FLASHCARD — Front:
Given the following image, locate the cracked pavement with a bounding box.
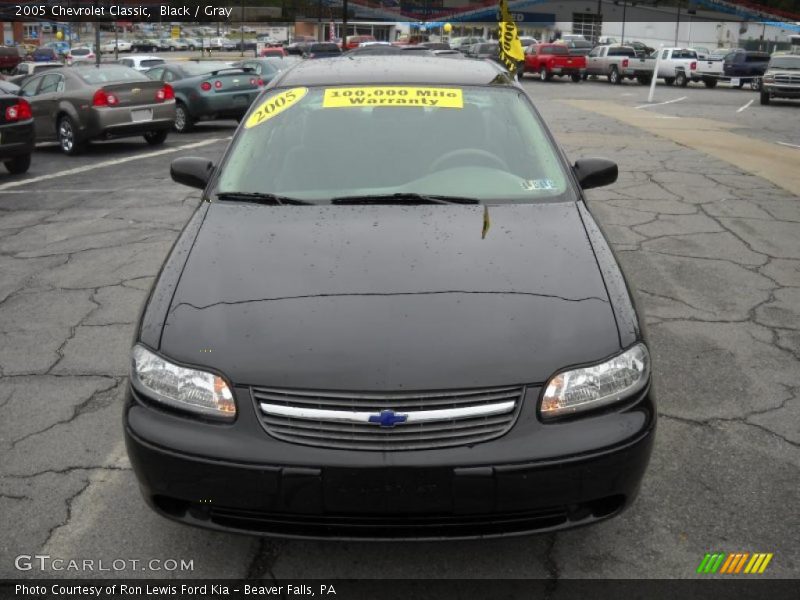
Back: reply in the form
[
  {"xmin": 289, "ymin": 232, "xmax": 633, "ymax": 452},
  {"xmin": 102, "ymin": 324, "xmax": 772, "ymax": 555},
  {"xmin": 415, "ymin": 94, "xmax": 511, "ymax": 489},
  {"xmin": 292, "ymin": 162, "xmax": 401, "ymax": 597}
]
[{"xmin": 0, "ymin": 81, "xmax": 797, "ymax": 582}]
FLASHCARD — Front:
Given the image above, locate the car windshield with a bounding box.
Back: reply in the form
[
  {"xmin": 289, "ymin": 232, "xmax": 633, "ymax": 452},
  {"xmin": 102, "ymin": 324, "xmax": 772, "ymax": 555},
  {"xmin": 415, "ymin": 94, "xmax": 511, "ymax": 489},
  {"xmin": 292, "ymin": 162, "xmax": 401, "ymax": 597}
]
[
  {"xmin": 76, "ymin": 66, "xmax": 147, "ymax": 84},
  {"xmin": 216, "ymin": 85, "xmax": 571, "ymax": 204},
  {"xmin": 140, "ymin": 59, "xmax": 164, "ymax": 68},
  {"xmin": 769, "ymin": 56, "xmax": 800, "ymax": 69},
  {"xmin": 72, "ymin": 48, "xmax": 91, "ymax": 56}
]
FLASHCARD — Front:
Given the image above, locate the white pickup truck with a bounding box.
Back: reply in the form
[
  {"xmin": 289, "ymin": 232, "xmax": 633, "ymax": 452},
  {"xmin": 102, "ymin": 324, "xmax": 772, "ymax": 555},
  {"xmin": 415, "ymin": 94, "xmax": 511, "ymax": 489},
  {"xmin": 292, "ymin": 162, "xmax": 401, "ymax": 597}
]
[{"xmin": 629, "ymin": 48, "xmax": 699, "ymax": 87}]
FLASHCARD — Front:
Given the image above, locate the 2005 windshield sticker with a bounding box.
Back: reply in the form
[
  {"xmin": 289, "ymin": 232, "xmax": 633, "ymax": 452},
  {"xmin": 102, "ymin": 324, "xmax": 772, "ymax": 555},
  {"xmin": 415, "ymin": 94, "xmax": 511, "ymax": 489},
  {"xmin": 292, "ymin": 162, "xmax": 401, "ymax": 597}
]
[
  {"xmin": 245, "ymin": 87, "xmax": 308, "ymax": 129},
  {"xmin": 323, "ymin": 87, "xmax": 464, "ymax": 108}
]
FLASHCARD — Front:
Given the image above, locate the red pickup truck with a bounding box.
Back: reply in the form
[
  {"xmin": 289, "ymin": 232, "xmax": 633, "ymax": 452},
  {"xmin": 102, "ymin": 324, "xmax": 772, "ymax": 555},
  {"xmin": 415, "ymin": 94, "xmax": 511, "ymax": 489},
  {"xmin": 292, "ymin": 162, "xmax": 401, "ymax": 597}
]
[{"xmin": 523, "ymin": 44, "xmax": 586, "ymax": 82}]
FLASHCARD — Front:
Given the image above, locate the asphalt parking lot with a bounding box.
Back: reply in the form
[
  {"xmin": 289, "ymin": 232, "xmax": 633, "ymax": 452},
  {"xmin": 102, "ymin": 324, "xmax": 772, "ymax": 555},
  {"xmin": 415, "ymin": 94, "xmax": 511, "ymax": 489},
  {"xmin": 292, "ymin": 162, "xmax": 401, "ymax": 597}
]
[{"xmin": 0, "ymin": 75, "xmax": 798, "ymax": 580}]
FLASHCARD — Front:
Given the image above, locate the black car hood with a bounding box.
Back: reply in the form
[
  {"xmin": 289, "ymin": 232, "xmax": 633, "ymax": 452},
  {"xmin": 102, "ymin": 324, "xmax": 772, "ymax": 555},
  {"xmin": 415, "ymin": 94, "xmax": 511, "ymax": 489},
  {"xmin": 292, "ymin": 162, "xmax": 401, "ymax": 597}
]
[{"xmin": 160, "ymin": 202, "xmax": 620, "ymax": 390}]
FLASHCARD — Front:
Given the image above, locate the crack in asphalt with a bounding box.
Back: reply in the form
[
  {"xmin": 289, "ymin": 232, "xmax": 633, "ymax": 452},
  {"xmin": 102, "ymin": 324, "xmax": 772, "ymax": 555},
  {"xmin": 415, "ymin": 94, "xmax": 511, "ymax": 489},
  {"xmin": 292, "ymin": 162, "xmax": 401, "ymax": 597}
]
[
  {"xmin": 543, "ymin": 533, "xmax": 559, "ymax": 597},
  {"xmin": 2, "ymin": 465, "xmax": 132, "ymax": 480},
  {"xmin": 8, "ymin": 378, "xmax": 121, "ymax": 450},
  {"xmin": 40, "ymin": 476, "xmax": 93, "ymax": 551},
  {"xmin": 245, "ymin": 539, "xmax": 283, "ymax": 582}
]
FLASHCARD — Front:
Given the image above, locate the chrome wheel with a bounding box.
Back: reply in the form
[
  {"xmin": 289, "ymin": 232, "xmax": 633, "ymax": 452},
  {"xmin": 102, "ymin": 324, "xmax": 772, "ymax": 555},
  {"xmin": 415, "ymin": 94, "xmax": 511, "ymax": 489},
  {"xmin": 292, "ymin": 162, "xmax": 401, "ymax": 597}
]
[
  {"xmin": 59, "ymin": 119, "xmax": 74, "ymax": 153},
  {"xmin": 175, "ymin": 106, "xmax": 186, "ymax": 132}
]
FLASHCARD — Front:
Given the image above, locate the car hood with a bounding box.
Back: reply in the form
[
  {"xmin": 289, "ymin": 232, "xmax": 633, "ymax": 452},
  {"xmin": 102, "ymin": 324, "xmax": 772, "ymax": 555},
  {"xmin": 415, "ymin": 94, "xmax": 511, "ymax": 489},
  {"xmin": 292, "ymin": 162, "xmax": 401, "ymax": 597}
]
[{"xmin": 160, "ymin": 202, "xmax": 620, "ymax": 390}]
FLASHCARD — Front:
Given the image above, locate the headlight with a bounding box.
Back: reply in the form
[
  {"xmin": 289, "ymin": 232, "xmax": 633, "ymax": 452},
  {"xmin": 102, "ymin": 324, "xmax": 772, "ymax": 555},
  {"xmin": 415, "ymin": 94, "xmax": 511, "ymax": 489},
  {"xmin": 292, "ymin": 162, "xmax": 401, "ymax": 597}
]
[
  {"xmin": 540, "ymin": 343, "xmax": 650, "ymax": 419},
  {"xmin": 131, "ymin": 345, "xmax": 236, "ymax": 420},
  {"xmin": 763, "ymin": 75, "xmax": 774, "ymax": 82}
]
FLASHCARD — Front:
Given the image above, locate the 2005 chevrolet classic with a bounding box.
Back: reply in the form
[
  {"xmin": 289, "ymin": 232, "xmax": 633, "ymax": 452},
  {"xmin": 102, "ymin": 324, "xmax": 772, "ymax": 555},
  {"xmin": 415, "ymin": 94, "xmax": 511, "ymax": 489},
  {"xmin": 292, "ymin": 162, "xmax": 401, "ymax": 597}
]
[{"xmin": 125, "ymin": 56, "xmax": 655, "ymax": 540}]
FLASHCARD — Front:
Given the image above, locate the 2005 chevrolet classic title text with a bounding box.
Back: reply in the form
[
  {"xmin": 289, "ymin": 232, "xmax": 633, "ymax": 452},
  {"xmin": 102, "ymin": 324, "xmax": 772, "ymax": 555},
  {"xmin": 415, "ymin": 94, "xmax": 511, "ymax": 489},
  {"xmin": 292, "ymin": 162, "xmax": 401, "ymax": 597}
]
[{"xmin": 14, "ymin": 4, "xmax": 233, "ymax": 18}]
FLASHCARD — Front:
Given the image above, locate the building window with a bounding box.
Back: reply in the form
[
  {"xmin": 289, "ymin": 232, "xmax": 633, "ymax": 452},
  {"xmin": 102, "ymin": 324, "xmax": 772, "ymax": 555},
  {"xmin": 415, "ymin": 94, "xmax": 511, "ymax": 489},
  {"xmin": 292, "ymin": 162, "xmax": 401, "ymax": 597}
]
[
  {"xmin": 23, "ymin": 24, "xmax": 39, "ymax": 40},
  {"xmin": 572, "ymin": 12, "xmax": 601, "ymax": 43}
]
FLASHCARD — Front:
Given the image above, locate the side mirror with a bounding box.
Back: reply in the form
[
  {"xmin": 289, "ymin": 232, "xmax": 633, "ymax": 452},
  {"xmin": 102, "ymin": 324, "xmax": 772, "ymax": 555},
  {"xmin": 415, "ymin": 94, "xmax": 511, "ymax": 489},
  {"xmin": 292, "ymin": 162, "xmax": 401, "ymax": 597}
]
[
  {"xmin": 170, "ymin": 157, "xmax": 214, "ymax": 190},
  {"xmin": 573, "ymin": 158, "xmax": 618, "ymax": 190}
]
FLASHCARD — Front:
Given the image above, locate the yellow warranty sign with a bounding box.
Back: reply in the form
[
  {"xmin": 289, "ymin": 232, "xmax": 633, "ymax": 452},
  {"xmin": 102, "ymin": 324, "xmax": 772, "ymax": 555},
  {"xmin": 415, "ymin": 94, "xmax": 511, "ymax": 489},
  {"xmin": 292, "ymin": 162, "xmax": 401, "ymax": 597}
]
[
  {"xmin": 245, "ymin": 87, "xmax": 308, "ymax": 129},
  {"xmin": 323, "ymin": 87, "xmax": 463, "ymax": 108}
]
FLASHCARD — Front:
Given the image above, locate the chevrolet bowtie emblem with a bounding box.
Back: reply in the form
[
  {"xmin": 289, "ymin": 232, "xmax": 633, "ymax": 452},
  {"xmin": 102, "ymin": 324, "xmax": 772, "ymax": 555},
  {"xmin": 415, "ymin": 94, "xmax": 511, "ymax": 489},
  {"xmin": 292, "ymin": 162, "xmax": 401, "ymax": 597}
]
[
  {"xmin": 131, "ymin": 88, "xmax": 140, "ymax": 93},
  {"xmin": 368, "ymin": 410, "xmax": 408, "ymax": 428}
]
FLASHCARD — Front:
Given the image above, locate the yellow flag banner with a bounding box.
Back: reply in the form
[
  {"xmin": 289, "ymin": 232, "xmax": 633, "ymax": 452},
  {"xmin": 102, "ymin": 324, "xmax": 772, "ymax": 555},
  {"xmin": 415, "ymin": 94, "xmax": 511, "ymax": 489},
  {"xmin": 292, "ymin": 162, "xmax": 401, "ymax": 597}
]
[{"xmin": 498, "ymin": 0, "xmax": 525, "ymax": 73}]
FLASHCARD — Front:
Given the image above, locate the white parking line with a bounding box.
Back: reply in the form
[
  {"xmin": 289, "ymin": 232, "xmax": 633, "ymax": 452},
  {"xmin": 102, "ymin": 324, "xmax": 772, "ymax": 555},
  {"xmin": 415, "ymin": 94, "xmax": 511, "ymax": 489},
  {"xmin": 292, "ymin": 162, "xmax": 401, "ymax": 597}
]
[
  {"xmin": 737, "ymin": 99, "xmax": 754, "ymax": 113},
  {"xmin": 0, "ymin": 138, "xmax": 225, "ymax": 191},
  {"xmin": 635, "ymin": 96, "xmax": 687, "ymax": 110},
  {"xmin": 777, "ymin": 142, "xmax": 800, "ymax": 150}
]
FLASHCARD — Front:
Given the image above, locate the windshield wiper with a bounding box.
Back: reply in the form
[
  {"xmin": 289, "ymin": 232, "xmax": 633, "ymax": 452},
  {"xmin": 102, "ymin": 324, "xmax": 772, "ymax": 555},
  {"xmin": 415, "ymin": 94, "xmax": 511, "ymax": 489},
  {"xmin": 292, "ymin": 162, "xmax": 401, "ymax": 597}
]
[
  {"xmin": 330, "ymin": 193, "xmax": 480, "ymax": 205},
  {"xmin": 215, "ymin": 192, "xmax": 311, "ymax": 205}
]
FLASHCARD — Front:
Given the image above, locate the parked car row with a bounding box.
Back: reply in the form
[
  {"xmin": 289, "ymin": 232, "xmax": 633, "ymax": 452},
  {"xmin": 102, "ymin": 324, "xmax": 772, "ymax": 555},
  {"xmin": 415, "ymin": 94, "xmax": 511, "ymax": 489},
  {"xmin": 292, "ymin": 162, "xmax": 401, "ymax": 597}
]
[
  {"xmin": 0, "ymin": 55, "xmax": 303, "ymax": 172},
  {"xmin": 516, "ymin": 43, "xmax": 775, "ymax": 90}
]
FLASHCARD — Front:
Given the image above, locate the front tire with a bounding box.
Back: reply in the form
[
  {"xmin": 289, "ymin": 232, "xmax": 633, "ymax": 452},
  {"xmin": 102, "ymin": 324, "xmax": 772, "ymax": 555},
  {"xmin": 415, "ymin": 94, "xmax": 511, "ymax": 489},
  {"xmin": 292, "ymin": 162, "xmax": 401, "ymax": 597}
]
[
  {"xmin": 4, "ymin": 153, "xmax": 31, "ymax": 174},
  {"xmin": 173, "ymin": 103, "xmax": 194, "ymax": 133},
  {"xmin": 143, "ymin": 130, "xmax": 169, "ymax": 146},
  {"xmin": 57, "ymin": 116, "xmax": 83, "ymax": 155},
  {"xmin": 760, "ymin": 91, "xmax": 770, "ymax": 105}
]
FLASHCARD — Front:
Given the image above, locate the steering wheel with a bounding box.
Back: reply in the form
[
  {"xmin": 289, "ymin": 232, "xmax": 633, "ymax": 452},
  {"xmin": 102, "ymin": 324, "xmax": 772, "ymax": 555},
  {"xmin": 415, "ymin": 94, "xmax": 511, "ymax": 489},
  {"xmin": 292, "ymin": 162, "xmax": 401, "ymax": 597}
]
[{"xmin": 429, "ymin": 148, "xmax": 509, "ymax": 173}]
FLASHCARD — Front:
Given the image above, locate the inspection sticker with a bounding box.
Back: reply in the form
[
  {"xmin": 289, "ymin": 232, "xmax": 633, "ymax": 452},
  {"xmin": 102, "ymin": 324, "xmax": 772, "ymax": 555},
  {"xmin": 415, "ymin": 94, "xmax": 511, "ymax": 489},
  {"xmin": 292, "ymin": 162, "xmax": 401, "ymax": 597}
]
[
  {"xmin": 245, "ymin": 87, "xmax": 308, "ymax": 129},
  {"xmin": 522, "ymin": 179, "xmax": 557, "ymax": 191},
  {"xmin": 323, "ymin": 87, "xmax": 463, "ymax": 108}
]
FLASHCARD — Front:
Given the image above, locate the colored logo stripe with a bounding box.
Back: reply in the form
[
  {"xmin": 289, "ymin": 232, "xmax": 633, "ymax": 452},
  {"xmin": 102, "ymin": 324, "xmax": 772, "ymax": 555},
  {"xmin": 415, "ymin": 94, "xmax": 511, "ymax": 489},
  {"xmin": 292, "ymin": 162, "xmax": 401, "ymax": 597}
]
[
  {"xmin": 697, "ymin": 553, "xmax": 726, "ymax": 573},
  {"xmin": 698, "ymin": 553, "xmax": 773, "ymax": 574}
]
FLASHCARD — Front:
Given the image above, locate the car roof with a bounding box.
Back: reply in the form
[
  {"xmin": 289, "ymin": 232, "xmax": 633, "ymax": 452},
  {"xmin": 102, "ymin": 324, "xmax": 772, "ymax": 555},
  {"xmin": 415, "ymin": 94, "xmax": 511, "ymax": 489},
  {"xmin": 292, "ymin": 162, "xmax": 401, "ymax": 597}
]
[{"xmin": 275, "ymin": 55, "xmax": 513, "ymax": 87}]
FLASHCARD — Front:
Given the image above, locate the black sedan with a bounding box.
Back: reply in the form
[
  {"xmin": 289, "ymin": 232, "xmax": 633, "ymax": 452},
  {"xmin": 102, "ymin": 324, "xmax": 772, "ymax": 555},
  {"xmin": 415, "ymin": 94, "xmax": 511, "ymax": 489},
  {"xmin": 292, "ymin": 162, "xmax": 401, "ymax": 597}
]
[
  {"xmin": 144, "ymin": 62, "xmax": 263, "ymax": 133},
  {"xmin": 303, "ymin": 42, "xmax": 342, "ymax": 59},
  {"xmin": 126, "ymin": 56, "xmax": 655, "ymax": 539},
  {"xmin": 0, "ymin": 89, "xmax": 34, "ymax": 174}
]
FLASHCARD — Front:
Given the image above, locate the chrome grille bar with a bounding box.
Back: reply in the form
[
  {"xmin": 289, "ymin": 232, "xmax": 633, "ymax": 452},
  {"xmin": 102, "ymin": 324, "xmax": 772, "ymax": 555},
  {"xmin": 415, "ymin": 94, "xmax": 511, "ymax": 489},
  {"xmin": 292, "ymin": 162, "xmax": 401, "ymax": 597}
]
[{"xmin": 259, "ymin": 400, "xmax": 515, "ymax": 424}]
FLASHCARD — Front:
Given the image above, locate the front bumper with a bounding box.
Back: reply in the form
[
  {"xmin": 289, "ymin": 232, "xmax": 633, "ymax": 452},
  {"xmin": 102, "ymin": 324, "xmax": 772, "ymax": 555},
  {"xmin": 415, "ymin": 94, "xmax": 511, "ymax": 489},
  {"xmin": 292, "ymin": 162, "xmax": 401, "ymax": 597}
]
[
  {"xmin": 125, "ymin": 383, "xmax": 656, "ymax": 540},
  {"xmin": 763, "ymin": 83, "xmax": 800, "ymax": 98},
  {"xmin": 0, "ymin": 119, "xmax": 34, "ymax": 159}
]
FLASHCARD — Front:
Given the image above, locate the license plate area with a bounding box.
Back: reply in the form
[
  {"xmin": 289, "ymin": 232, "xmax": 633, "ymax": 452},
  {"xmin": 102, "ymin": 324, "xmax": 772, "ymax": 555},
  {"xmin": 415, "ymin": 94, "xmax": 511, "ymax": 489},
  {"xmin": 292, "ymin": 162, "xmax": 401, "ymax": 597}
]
[
  {"xmin": 233, "ymin": 95, "xmax": 249, "ymax": 106},
  {"xmin": 323, "ymin": 468, "xmax": 453, "ymax": 514},
  {"xmin": 131, "ymin": 109, "xmax": 153, "ymax": 122}
]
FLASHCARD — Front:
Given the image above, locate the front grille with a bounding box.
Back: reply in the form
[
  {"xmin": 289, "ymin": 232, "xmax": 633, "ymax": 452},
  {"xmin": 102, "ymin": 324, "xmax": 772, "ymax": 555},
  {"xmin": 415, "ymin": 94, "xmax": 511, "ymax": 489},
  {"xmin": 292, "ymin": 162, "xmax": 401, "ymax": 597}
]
[
  {"xmin": 774, "ymin": 74, "xmax": 800, "ymax": 85},
  {"xmin": 252, "ymin": 385, "xmax": 525, "ymax": 451}
]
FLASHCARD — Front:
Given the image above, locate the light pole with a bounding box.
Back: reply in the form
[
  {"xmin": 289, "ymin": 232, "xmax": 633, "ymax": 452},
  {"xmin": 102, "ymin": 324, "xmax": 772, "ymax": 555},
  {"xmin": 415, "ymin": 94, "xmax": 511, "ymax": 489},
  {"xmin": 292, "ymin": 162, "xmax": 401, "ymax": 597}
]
[
  {"xmin": 621, "ymin": 0, "xmax": 627, "ymax": 45},
  {"xmin": 240, "ymin": 0, "xmax": 245, "ymax": 58},
  {"xmin": 93, "ymin": 0, "xmax": 100, "ymax": 66},
  {"xmin": 342, "ymin": 0, "xmax": 348, "ymax": 50}
]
